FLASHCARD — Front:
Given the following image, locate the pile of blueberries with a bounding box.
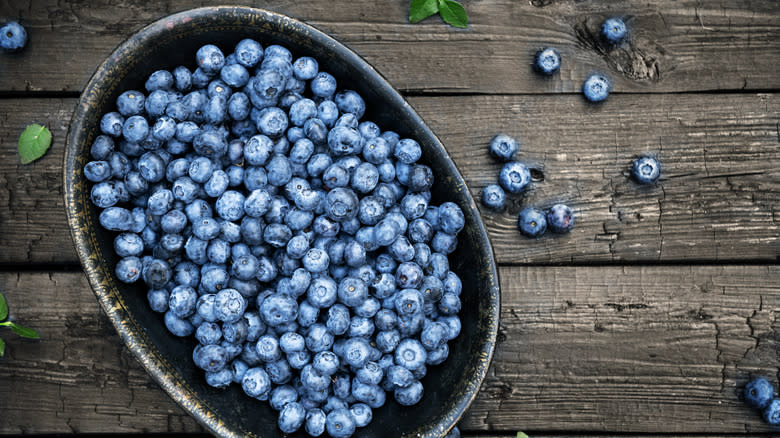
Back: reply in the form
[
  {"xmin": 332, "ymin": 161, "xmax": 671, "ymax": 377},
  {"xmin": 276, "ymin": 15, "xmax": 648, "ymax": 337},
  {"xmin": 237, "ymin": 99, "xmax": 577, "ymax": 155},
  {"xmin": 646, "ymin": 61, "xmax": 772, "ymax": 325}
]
[
  {"xmin": 744, "ymin": 377, "xmax": 780, "ymax": 425},
  {"xmin": 480, "ymin": 134, "xmax": 575, "ymax": 238},
  {"xmin": 84, "ymin": 39, "xmax": 465, "ymax": 437}
]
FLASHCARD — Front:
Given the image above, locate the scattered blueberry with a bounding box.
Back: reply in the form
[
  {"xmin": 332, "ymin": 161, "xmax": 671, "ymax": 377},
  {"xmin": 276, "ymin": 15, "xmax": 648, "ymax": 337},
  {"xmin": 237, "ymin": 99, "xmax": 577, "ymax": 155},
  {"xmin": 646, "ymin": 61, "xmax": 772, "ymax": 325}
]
[
  {"xmin": 534, "ymin": 47, "xmax": 561, "ymax": 75},
  {"xmin": 480, "ymin": 184, "xmax": 506, "ymax": 211},
  {"xmin": 763, "ymin": 399, "xmax": 780, "ymax": 426},
  {"xmin": 517, "ymin": 207, "xmax": 547, "ymax": 238},
  {"xmin": 583, "ymin": 74, "xmax": 611, "ymax": 103},
  {"xmin": 546, "ymin": 204, "xmax": 575, "ymax": 233},
  {"xmin": 488, "ymin": 133, "xmax": 519, "ymax": 162},
  {"xmin": 602, "ymin": 17, "xmax": 628, "ymax": 44},
  {"xmin": 498, "ymin": 161, "xmax": 531, "ymax": 194},
  {"xmin": 631, "ymin": 156, "xmax": 661, "ymax": 184},
  {"xmin": 0, "ymin": 21, "xmax": 27, "ymax": 52},
  {"xmin": 745, "ymin": 377, "xmax": 775, "ymax": 410}
]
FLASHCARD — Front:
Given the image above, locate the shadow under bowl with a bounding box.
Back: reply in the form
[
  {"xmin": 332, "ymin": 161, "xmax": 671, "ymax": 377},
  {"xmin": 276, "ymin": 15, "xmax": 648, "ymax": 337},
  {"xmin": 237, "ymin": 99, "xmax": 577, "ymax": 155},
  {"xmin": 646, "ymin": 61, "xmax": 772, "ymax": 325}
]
[{"xmin": 63, "ymin": 6, "xmax": 500, "ymax": 438}]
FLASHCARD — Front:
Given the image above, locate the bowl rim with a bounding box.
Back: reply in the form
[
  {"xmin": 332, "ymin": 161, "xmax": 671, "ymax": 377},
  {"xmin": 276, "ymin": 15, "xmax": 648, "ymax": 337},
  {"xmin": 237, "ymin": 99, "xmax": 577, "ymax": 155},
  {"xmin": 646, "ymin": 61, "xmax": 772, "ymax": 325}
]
[{"xmin": 63, "ymin": 5, "xmax": 500, "ymax": 437}]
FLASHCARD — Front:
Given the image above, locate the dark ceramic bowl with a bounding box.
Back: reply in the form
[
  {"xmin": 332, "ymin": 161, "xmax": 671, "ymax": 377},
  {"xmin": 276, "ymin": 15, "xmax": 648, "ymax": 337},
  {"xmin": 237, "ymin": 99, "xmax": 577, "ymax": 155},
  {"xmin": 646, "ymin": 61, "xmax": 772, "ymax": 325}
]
[{"xmin": 64, "ymin": 6, "xmax": 499, "ymax": 438}]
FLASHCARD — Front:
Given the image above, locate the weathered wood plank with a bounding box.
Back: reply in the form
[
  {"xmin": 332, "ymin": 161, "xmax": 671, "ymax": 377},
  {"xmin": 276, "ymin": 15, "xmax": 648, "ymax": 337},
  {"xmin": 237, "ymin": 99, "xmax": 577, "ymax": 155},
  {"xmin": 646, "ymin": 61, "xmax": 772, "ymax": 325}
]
[
  {"xmin": 0, "ymin": 98, "xmax": 77, "ymax": 264},
  {"xmin": 1, "ymin": 94, "xmax": 778, "ymax": 265},
  {"xmin": 0, "ymin": 266, "xmax": 775, "ymax": 433},
  {"xmin": 464, "ymin": 265, "xmax": 779, "ymax": 433},
  {"xmin": 0, "ymin": 1, "xmax": 778, "ymax": 93}
]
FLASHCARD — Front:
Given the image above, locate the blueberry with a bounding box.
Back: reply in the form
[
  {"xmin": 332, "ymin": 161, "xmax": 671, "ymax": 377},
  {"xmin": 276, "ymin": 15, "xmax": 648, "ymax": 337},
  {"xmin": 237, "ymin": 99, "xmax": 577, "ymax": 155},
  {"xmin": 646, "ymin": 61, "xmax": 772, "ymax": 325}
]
[
  {"xmin": 305, "ymin": 408, "xmax": 326, "ymax": 436},
  {"xmin": 145, "ymin": 70, "xmax": 174, "ymax": 92},
  {"xmin": 394, "ymin": 379, "xmax": 424, "ymax": 406},
  {"xmin": 220, "ymin": 63, "xmax": 249, "ymax": 88},
  {"xmin": 489, "ymin": 133, "xmax": 519, "ymax": 162},
  {"xmin": 101, "ymin": 112, "xmax": 125, "ymax": 137},
  {"xmin": 481, "ymin": 184, "xmax": 506, "ymax": 210},
  {"xmin": 602, "ymin": 17, "xmax": 628, "ymax": 43},
  {"xmin": 90, "ymin": 135, "xmax": 115, "ymax": 160},
  {"xmin": 326, "ymin": 408, "xmax": 356, "ymax": 438},
  {"xmin": 546, "ymin": 203, "xmax": 575, "ymax": 233},
  {"xmin": 193, "ymin": 129, "xmax": 228, "ymax": 158},
  {"xmin": 260, "ymin": 292, "xmax": 298, "ymax": 327},
  {"xmin": 234, "ymin": 39, "xmax": 264, "ymax": 68},
  {"xmin": 0, "ymin": 21, "xmax": 27, "ymax": 52},
  {"xmin": 215, "ymin": 190, "xmax": 246, "ymax": 221},
  {"xmin": 499, "ymin": 161, "xmax": 531, "ymax": 194},
  {"xmin": 115, "ymin": 256, "xmax": 142, "ymax": 283},
  {"xmin": 145, "ymin": 91, "xmax": 170, "ymax": 118},
  {"xmin": 278, "ymin": 401, "xmax": 306, "ymax": 433},
  {"xmin": 195, "ymin": 321, "xmax": 222, "ymax": 345},
  {"xmin": 164, "ymin": 310, "xmax": 194, "ymax": 337},
  {"xmin": 151, "ymin": 115, "xmax": 176, "ymax": 140},
  {"xmin": 310, "ymin": 72, "xmax": 337, "ymax": 98},
  {"xmin": 534, "ymin": 47, "xmax": 561, "ymax": 75},
  {"xmin": 394, "ymin": 138, "xmax": 422, "ymax": 165},
  {"xmin": 631, "ymin": 156, "xmax": 661, "ymax": 184},
  {"xmin": 147, "ymin": 288, "xmax": 169, "ymax": 313},
  {"xmin": 242, "ymin": 366, "xmax": 272, "ymax": 398},
  {"xmin": 142, "ymin": 258, "xmax": 171, "ymax": 289},
  {"xmin": 116, "ymin": 90, "xmax": 145, "ymax": 116},
  {"xmin": 305, "ymin": 323, "xmax": 334, "ymax": 353},
  {"xmin": 172, "ymin": 66, "xmax": 192, "ymax": 91},
  {"xmin": 763, "ymin": 399, "xmax": 780, "ymax": 425},
  {"xmin": 255, "ymin": 333, "xmax": 282, "ymax": 363},
  {"xmin": 270, "ymin": 384, "xmax": 298, "ymax": 411},
  {"xmin": 196, "ymin": 44, "xmax": 225, "ymax": 75},
  {"xmin": 334, "ymin": 90, "xmax": 366, "ymax": 119},
  {"xmin": 583, "ymin": 74, "xmax": 611, "ymax": 102},
  {"xmin": 438, "ymin": 202, "xmax": 465, "ymax": 235},
  {"xmin": 745, "ymin": 377, "xmax": 775, "ymax": 410},
  {"xmin": 337, "ymin": 276, "xmax": 368, "ymax": 308},
  {"xmin": 349, "ymin": 402, "xmax": 373, "ymax": 428},
  {"xmin": 438, "ymin": 292, "xmax": 461, "ymax": 316},
  {"xmin": 100, "ymin": 206, "xmax": 135, "ymax": 231},
  {"xmin": 328, "ymin": 125, "xmax": 362, "ymax": 156},
  {"xmin": 396, "ymin": 262, "xmax": 424, "ymax": 289},
  {"xmin": 214, "ymin": 288, "xmax": 247, "ymax": 323}
]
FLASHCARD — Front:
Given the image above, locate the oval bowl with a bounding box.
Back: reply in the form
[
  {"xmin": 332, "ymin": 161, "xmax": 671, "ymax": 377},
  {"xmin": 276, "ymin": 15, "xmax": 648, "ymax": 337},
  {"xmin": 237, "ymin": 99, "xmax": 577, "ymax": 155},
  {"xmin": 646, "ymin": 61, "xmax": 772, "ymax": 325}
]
[{"xmin": 63, "ymin": 6, "xmax": 499, "ymax": 437}]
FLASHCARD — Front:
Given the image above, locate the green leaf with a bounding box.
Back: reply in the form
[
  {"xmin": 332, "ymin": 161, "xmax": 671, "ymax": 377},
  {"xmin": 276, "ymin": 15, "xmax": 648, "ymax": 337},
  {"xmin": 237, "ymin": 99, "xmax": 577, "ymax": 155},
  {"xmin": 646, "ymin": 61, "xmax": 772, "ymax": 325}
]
[
  {"xmin": 9, "ymin": 322, "xmax": 39, "ymax": 339},
  {"xmin": 0, "ymin": 337, "xmax": 5, "ymax": 356},
  {"xmin": 517, "ymin": 433, "xmax": 530, "ymax": 438},
  {"xmin": 18, "ymin": 123, "xmax": 53, "ymax": 164},
  {"xmin": 437, "ymin": 0, "xmax": 468, "ymax": 28},
  {"xmin": 409, "ymin": 0, "xmax": 439, "ymax": 23},
  {"xmin": 0, "ymin": 292, "xmax": 7, "ymax": 321}
]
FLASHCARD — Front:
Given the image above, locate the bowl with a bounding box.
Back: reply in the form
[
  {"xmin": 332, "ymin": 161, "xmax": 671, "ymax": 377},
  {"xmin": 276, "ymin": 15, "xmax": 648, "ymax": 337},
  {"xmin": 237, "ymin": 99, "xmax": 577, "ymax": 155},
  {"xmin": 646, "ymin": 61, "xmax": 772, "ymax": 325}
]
[{"xmin": 63, "ymin": 6, "xmax": 500, "ymax": 437}]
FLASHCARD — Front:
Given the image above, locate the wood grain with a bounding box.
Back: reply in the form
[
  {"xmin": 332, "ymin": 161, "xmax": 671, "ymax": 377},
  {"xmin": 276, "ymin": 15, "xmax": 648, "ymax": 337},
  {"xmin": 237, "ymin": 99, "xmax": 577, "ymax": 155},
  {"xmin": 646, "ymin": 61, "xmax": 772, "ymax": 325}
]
[
  {"xmin": 0, "ymin": 0, "xmax": 778, "ymax": 94},
  {"xmin": 1, "ymin": 94, "xmax": 777, "ymax": 265},
  {"xmin": 0, "ymin": 266, "xmax": 775, "ymax": 433}
]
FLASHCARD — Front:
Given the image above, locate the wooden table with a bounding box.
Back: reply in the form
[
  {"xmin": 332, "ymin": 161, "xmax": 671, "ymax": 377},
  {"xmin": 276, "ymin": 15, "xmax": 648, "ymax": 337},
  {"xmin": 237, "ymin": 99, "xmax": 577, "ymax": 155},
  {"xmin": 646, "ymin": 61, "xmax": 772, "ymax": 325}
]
[{"xmin": 1, "ymin": 1, "xmax": 778, "ymax": 436}]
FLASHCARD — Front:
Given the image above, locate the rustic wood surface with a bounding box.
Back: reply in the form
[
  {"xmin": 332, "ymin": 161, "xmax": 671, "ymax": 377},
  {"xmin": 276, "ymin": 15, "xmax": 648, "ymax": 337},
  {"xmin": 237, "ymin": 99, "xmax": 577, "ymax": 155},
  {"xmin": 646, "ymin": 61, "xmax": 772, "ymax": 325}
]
[{"xmin": 0, "ymin": 0, "xmax": 778, "ymax": 437}]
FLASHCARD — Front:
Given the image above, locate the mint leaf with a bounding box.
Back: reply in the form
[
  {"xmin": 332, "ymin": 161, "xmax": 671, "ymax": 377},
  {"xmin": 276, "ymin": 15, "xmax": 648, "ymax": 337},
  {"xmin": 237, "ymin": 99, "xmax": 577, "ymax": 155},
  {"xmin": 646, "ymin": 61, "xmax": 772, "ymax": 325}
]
[
  {"xmin": 18, "ymin": 123, "xmax": 53, "ymax": 164},
  {"xmin": 0, "ymin": 293, "xmax": 7, "ymax": 321},
  {"xmin": 517, "ymin": 433, "xmax": 530, "ymax": 438},
  {"xmin": 437, "ymin": 0, "xmax": 468, "ymax": 28},
  {"xmin": 0, "ymin": 337, "xmax": 5, "ymax": 356},
  {"xmin": 10, "ymin": 322, "xmax": 39, "ymax": 339},
  {"xmin": 410, "ymin": 0, "xmax": 439, "ymax": 23}
]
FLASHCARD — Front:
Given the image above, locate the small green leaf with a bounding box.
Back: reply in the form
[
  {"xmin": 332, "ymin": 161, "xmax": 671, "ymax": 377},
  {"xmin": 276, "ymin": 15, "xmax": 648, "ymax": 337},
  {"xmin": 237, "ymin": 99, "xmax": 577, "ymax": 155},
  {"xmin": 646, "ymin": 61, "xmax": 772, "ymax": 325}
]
[
  {"xmin": 18, "ymin": 123, "xmax": 53, "ymax": 164},
  {"xmin": 9, "ymin": 323, "xmax": 39, "ymax": 339},
  {"xmin": 437, "ymin": 0, "xmax": 468, "ymax": 28},
  {"xmin": 517, "ymin": 433, "xmax": 530, "ymax": 438},
  {"xmin": 0, "ymin": 292, "xmax": 7, "ymax": 321},
  {"xmin": 0, "ymin": 337, "xmax": 5, "ymax": 356},
  {"xmin": 409, "ymin": 0, "xmax": 439, "ymax": 23}
]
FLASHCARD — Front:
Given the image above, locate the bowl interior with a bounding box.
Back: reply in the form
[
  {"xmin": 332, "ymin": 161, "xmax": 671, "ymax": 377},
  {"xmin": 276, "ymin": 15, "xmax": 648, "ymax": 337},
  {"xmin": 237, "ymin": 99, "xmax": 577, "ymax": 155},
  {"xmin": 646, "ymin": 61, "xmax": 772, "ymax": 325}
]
[{"xmin": 64, "ymin": 6, "xmax": 499, "ymax": 438}]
